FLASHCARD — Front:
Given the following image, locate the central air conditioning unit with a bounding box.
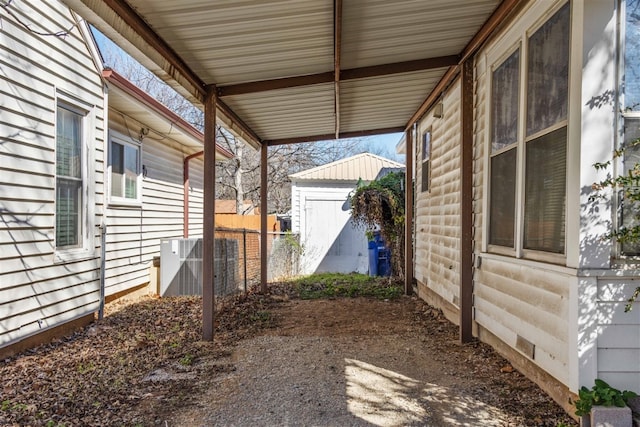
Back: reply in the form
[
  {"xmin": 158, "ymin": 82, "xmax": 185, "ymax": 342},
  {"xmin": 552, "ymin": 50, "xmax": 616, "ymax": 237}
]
[{"xmin": 160, "ymin": 238, "xmax": 239, "ymax": 297}]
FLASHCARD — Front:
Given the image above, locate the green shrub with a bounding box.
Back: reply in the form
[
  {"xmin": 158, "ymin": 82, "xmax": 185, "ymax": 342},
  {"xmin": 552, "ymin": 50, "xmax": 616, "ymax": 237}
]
[{"xmin": 573, "ymin": 379, "xmax": 638, "ymax": 416}]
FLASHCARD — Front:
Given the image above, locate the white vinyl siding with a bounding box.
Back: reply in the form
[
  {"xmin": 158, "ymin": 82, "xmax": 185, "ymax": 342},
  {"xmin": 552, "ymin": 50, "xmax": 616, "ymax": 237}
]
[
  {"xmin": 414, "ymin": 80, "xmax": 461, "ymax": 309},
  {"xmin": 0, "ymin": 0, "xmax": 104, "ymax": 348},
  {"xmin": 595, "ymin": 276, "xmax": 640, "ymax": 392},
  {"xmin": 104, "ymin": 117, "xmax": 204, "ymax": 296},
  {"xmin": 474, "ymin": 256, "xmax": 572, "ymax": 384},
  {"xmin": 187, "ymin": 159, "xmax": 205, "ymax": 238}
]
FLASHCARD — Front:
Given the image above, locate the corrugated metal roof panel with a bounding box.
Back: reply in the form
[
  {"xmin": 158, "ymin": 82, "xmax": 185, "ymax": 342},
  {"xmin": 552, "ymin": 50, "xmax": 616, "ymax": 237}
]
[
  {"xmin": 224, "ymin": 83, "xmax": 336, "ymax": 141},
  {"xmin": 339, "ymin": 68, "xmax": 446, "ymax": 133},
  {"xmin": 290, "ymin": 153, "xmax": 404, "ymax": 182},
  {"xmin": 341, "ymin": 0, "xmax": 500, "ymax": 69},
  {"xmin": 130, "ymin": 0, "xmax": 334, "ymax": 85}
]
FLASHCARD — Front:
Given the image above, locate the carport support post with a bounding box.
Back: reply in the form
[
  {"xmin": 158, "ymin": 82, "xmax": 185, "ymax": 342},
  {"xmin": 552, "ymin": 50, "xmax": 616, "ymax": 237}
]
[
  {"xmin": 202, "ymin": 86, "xmax": 217, "ymax": 341},
  {"xmin": 460, "ymin": 59, "xmax": 474, "ymax": 343},
  {"xmin": 404, "ymin": 127, "xmax": 414, "ymax": 295},
  {"xmin": 260, "ymin": 142, "xmax": 268, "ymax": 293}
]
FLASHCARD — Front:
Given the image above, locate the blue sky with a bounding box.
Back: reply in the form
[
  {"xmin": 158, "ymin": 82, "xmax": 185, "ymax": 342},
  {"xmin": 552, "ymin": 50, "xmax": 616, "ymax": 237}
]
[{"xmin": 364, "ymin": 133, "xmax": 405, "ymax": 163}]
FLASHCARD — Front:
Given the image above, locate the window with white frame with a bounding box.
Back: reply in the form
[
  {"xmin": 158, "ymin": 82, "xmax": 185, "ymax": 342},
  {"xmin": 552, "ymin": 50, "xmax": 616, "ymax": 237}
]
[
  {"xmin": 619, "ymin": 0, "xmax": 640, "ymax": 255},
  {"xmin": 109, "ymin": 133, "xmax": 141, "ymax": 203},
  {"xmin": 56, "ymin": 103, "xmax": 85, "ymax": 249},
  {"xmin": 421, "ymin": 129, "xmax": 431, "ymax": 192},
  {"xmin": 489, "ymin": 48, "xmax": 519, "ymax": 247},
  {"xmin": 488, "ymin": 2, "xmax": 570, "ymax": 257}
]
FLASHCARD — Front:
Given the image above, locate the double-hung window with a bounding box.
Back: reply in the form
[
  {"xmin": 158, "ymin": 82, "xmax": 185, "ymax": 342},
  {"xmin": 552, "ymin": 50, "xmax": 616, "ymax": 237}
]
[
  {"xmin": 619, "ymin": 0, "xmax": 640, "ymax": 255},
  {"xmin": 488, "ymin": 2, "xmax": 570, "ymax": 258},
  {"xmin": 109, "ymin": 133, "xmax": 141, "ymax": 204},
  {"xmin": 421, "ymin": 129, "xmax": 431, "ymax": 192},
  {"xmin": 489, "ymin": 48, "xmax": 519, "ymax": 248},
  {"xmin": 56, "ymin": 104, "xmax": 85, "ymax": 249}
]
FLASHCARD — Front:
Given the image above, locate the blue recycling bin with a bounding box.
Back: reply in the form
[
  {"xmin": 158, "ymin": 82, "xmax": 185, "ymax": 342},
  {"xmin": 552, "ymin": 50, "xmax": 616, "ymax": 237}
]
[
  {"xmin": 368, "ymin": 231, "xmax": 391, "ymax": 277},
  {"xmin": 368, "ymin": 240, "xmax": 378, "ymax": 277},
  {"xmin": 378, "ymin": 246, "xmax": 391, "ymax": 277}
]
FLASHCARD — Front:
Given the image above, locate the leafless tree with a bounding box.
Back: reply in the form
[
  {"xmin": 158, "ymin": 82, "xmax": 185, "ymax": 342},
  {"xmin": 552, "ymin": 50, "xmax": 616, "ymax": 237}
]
[{"xmin": 215, "ymin": 133, "xmax": 369, "ymax": 213}]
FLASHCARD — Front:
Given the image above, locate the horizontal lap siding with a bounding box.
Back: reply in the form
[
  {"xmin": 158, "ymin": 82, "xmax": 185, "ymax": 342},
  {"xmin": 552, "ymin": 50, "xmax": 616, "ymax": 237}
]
[
  {"xmin": 474, "ymin": 259, "xmax": 571, "ymax": 383},
  {"xmin": 596, "ymin": 277, "xmax": 640, "ymax": 392},
  {"xmin": 414, "ymin": 80, "xmax": 461, "ymax": 308},
  {"xmin": 0, "ymin": 1, "xmax": 104, "ymax": 348},
  {"xmin": 105, "ymin": 118, "xmax": 202, "ymax": 296},
  {"xmin": 187, "ymin": 159, "xmax": 204, "ymax": 238}
]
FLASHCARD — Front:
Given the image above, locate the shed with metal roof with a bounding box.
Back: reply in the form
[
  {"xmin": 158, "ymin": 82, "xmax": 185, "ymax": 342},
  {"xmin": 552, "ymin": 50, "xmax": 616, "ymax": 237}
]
[{"xmin": 290, "ymin": 153, "xmax": 404, "ymax": 275}]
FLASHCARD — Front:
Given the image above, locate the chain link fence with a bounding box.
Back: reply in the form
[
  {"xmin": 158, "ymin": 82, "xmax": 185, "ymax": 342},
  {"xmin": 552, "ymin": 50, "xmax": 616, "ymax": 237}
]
[{"xmin": 159, "ymin": 228, "xmax": 302, "ymax": 298}]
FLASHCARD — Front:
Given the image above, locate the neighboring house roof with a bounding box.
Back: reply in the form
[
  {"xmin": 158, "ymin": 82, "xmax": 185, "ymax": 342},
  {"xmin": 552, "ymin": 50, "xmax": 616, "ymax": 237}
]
[
  {"xmin": 289, "ymin": 153, "xmax": 404, "ymax": 182},
  {"xmin": 103, "ymin": 69, "xmax": 233, "ymax": 159},
  {"xmin": 215, "ymin": 200, "xmax": 255, "ymax": 214}
]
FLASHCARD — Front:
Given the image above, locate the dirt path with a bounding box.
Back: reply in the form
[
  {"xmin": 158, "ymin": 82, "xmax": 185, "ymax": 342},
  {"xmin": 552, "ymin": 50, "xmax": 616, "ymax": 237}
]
[
  {"xmin": 0, "ymin": 291, "xmax": 577, "ymax": 426},
  {"xmin": 167, "ymin": 298, "xmax": 577, "ymax": 427}
]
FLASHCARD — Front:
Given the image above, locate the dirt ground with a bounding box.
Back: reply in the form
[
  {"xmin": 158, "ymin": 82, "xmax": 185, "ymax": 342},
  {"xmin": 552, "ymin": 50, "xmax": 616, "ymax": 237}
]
[{"xmin": 0, "ymin": 287, "xmax": 578, "ymax": 426}]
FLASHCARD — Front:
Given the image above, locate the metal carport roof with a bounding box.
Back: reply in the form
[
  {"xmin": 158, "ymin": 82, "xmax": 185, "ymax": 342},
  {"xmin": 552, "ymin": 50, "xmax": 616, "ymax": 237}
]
[{"xmin": 63, "ymin": 0, "xmax": 521, "ymax": 147}]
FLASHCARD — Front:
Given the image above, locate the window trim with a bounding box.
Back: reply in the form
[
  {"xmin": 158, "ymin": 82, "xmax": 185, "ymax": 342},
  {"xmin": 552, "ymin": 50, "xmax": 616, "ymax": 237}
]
[
  {"xmin": 108, "ymin": 130, "xmax": 143, "ymax": 206},
  {"xmin": 421, "ymin": 128, "xmax": 432, "ymax": 193},
  {"xmin": 54, "ymin": 92, "xmax": 96, "ymax": 263},
  {"xmin": 483, "ymin": 0, "xmax": 570, "ymax": 265},
  {"xmin": 487, "ymin": 45, "xmax": 521, "ymax": 252}
]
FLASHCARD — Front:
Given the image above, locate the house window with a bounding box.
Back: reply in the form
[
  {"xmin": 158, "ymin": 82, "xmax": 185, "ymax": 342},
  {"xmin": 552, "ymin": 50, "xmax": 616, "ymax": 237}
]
[
  {"xmin": 624, "ymin": 0, "xmax": 640, "ymax": 111},
  {"xmin": 489, "ymin": 48, "xmax": 519, "ymax": 247},
  {"xmin": 619, "ymin": 0, "xmax": 640, "ymax": 255},
  {"xmin": 421, "ymin": 130, "xmax": 431, "ymax": 192},
  {"xmin": 487, "ymin": 2, "xmax": 569, "ymax": 257},
  {"xmin": 621, "ymin": 118, "xmax": 640, "ymax": 254},
  {"xmin": 523, "ymin": 5, "xmax": 569, "ymax": 254},
  {"xmin": 56, "ymin": 104, "xmax": 84, "ymax": 248},
  {"xmin": 109, "ymin": 133, "xmax": 141, "ymax": 203}
]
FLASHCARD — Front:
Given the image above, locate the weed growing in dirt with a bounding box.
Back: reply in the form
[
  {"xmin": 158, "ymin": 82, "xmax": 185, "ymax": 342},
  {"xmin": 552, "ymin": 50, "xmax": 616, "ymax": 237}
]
[
  {"xmin": 249, "ymin": 310, "xmax": 273, "ymax": 325},
  {"xmin": 179, "ymin": 353, "xmax": 194, "ymax": 366},
  {"xmin": 291, "ymin": 272, "xmax": 402, "ymax": 300}
]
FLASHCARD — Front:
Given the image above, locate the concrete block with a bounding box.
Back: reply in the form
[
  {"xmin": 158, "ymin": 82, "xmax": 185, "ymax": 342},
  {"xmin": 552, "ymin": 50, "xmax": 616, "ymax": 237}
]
[{"xmin": 590, "ymin": 406, "xmax": 632, "ymax": 427}]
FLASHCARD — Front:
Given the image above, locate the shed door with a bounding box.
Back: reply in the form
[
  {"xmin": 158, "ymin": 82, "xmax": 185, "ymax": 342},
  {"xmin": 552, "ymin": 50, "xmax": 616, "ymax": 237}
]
[{"xmin": 302, "ymin": 198, "xmax": 367, "ymax": 274}]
